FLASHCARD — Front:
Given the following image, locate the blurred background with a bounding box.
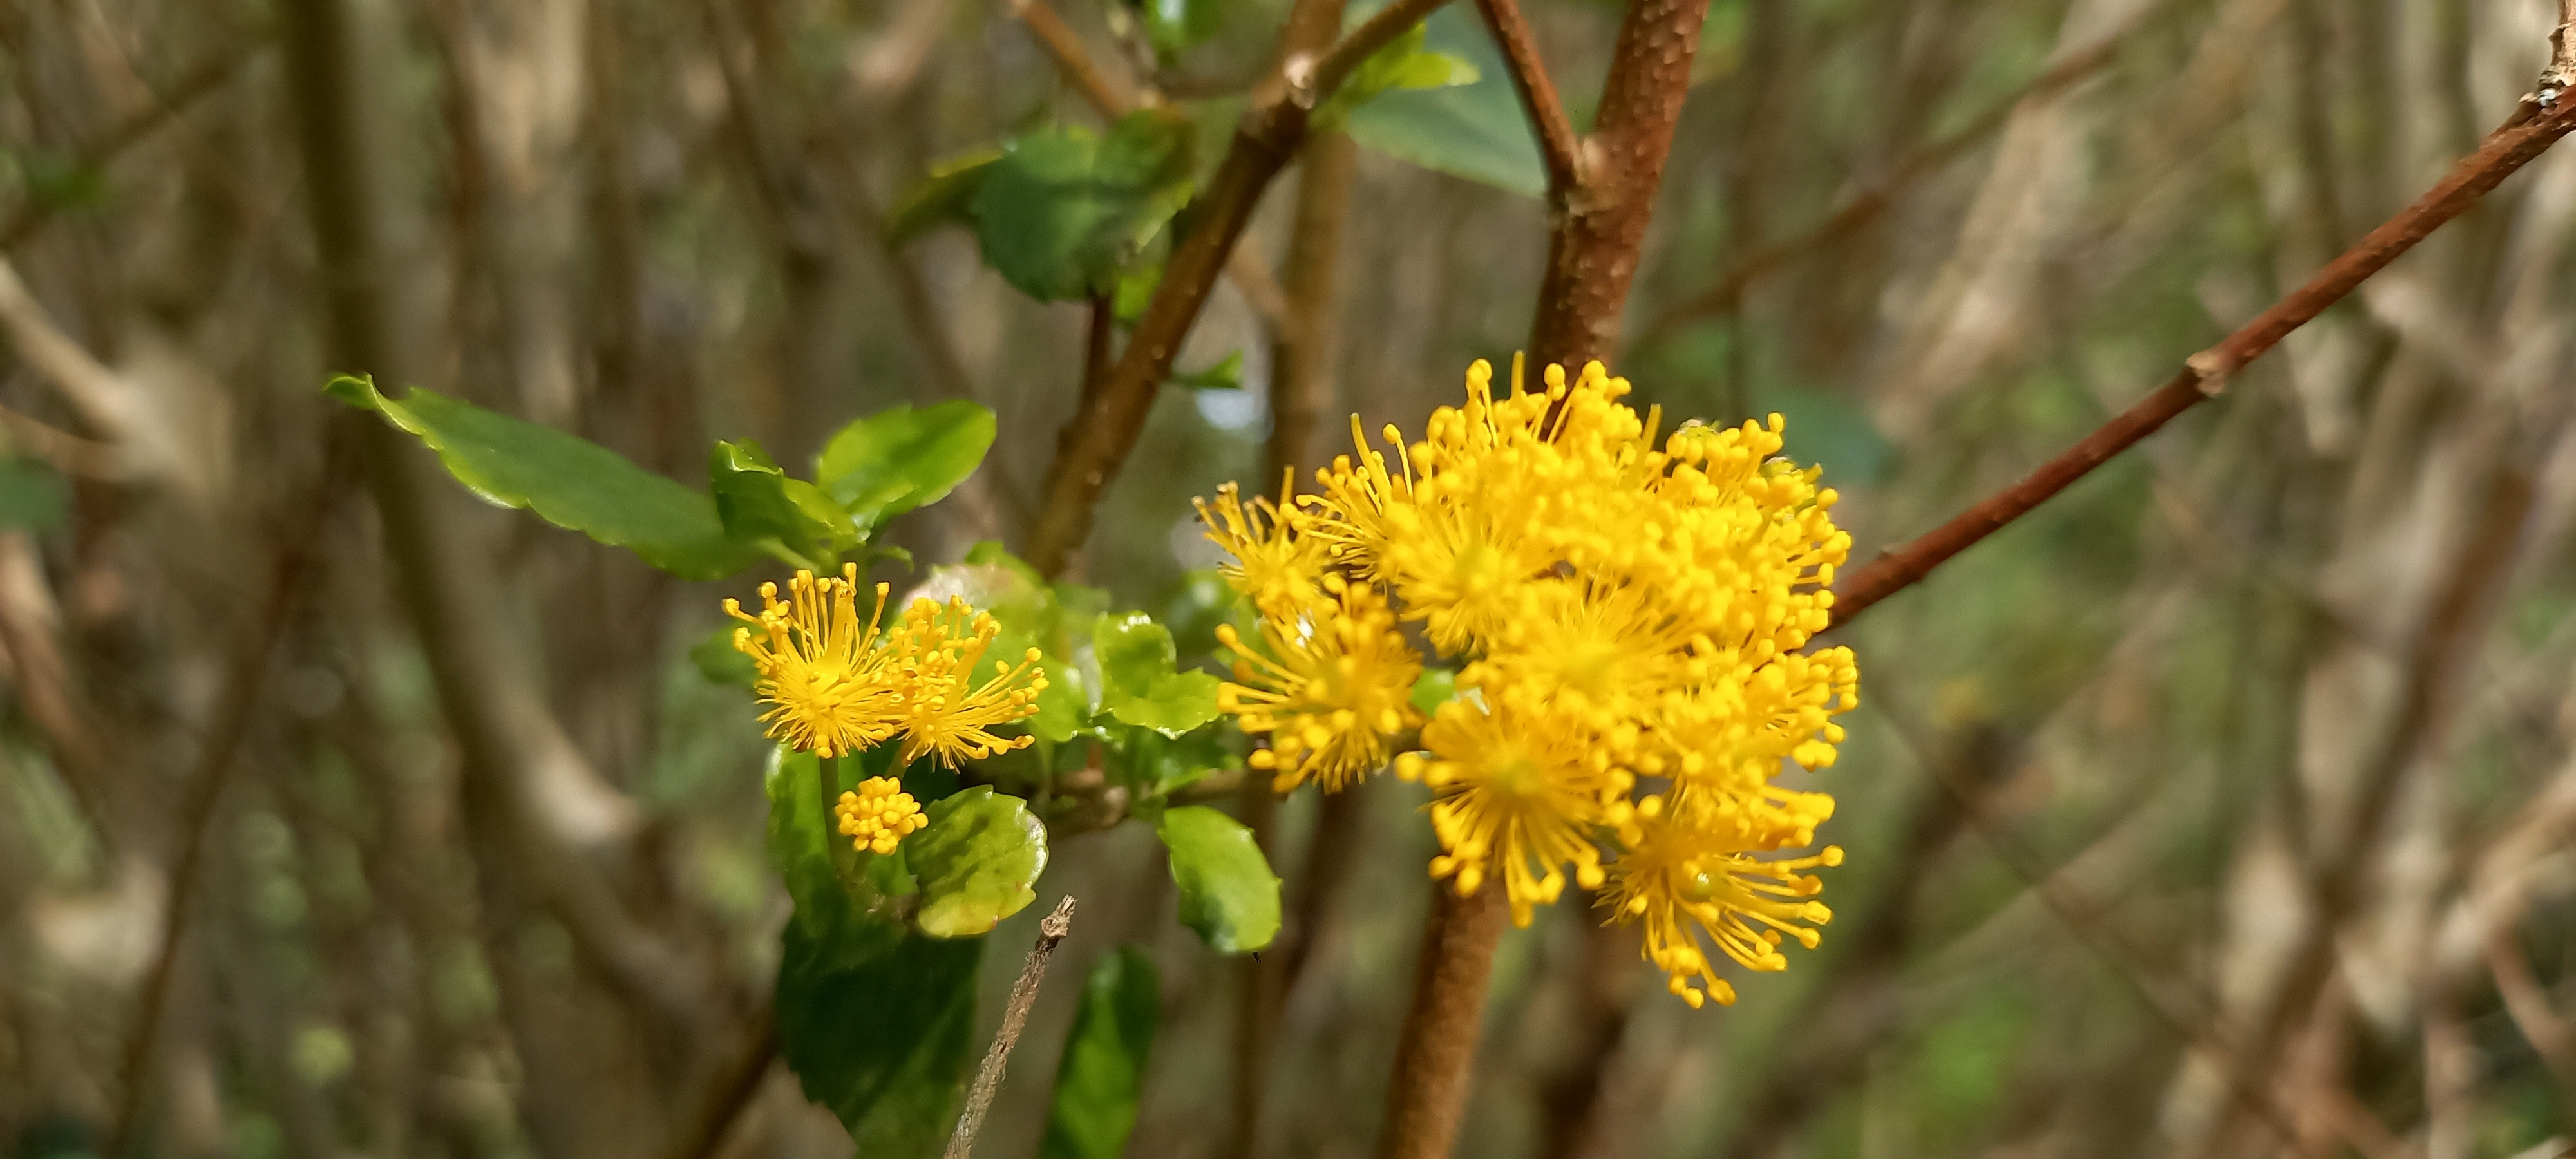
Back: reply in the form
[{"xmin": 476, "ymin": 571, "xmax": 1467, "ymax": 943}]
[{"xmin": 2, "ymin": 0, "xmax": 2575, "ymax": 1157}]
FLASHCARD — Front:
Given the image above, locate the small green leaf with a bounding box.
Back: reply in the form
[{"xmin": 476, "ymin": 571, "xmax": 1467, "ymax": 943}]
[
  {"xmin": 709, "ymin": 440, "xmax": 855, "ymax": 569},
  {"xmin": 816, "ymin": 400, "xmax": 998, "ymax": 526},
  {"xmin": 0, "ymin": 458, "xmax": 68, "ymax": 532},
  {"xmin": 1166, "ymin": 350, "xmax": 1244, "ymax": 391},
  {"xmin": 1039, "ymin": 947, "xmax": 1160, "ymax": 1159},
  {"xmin": 1410, "ymin": 668, "xmax": 1458, "ymax": 716},
  {"xmin": 972, "ymin": 111, "xmax": 1197, "ymax": 301},
  {"xmin": 907, "ymin": 787, "xmax": 1049, "ymax": 938},
  {"xmin": 1093, "ymin": 612, "xmax": 1178, "ymax": 694},
  {"xmin": 887, "ymin": 148, "xmax": 1004, "ymax": 244},
  {"xmin": 1315, "ymin": 23, "xmax": 1479, "ymax": 130},
  {"xmin": 1156, "ymin": 806, "xmax": 1280, "ymax": 953},
  {"xmin": 1104, "ymin": 670, "xmax": 1222, "ymax": 736},
  {"xmin": 776, "ymin": 914, "xmax": 981, "ymax": 1154},
  {"xmin": 325, "ymin": 375, "xmax": 761, "ymax": 580},
  {"xmin": 1094, "ymin": 612, "xmax": 1221, "ymax": 735},
  {"xmin": 1341, "ymin": 9, "xmax": 1544, "ymax": 197},
  {"xmin": 690, "ymin": 624, "xmax": 758, "ymax": 688},
  {"xmin": 1126, "ymin": 0, "xmax": 1226, "ymax": 59}
]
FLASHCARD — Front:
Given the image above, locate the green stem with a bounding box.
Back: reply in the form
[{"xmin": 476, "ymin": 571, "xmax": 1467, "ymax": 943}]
[{"xmin": 819, "ymin": 752, "xmax": 862, "ymax": 887}]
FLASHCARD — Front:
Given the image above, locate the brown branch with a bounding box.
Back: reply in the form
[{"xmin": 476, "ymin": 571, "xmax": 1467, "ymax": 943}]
[
  {"xmin": 945, "ymin": 896, "xmax": 1077, "ymax": 1159},
  {"xmin": 1374, "ymin": 885, "xmax": 1508, "ymax": 1159},
  {"xmin": 1526, "ymin": 0, "xmax": 1716, "ymax": 367},
  {"xmin": 0, "ymin": 43, "xmax": 260, "ymax": 254},
  {"xmin": 1010, "ymin": 0, "xmax": 1136, "ymax": 118},
  {"xmin": 1471, "ymin": 0, "xmax": 1580, "ymax": 198},
  {"xmin": 1023, "ymin": 0, "xmax": 1457, "ymax": 575},
  {"xmin": 1626, "ymin": 11, "xmax": 2148, "ymax": 352},
  {"xmin": 1828, "ymin": 98, "xmax": 2576, "ymax": 627}
]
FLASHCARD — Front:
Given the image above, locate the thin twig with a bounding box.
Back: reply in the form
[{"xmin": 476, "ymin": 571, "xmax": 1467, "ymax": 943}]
[
  {"xmin": 1471, "ymin": 0, "xmax": 1580, "ymax": 198},
  {"xmin": 1829, "ymin": 96, "xmax": 2576, "ymax": 627},
  {"xmin": 1024, "ymin": 0, "xmax": 1457, "ymax": 574},
  {"xmin": 1010, "ymin": 0, "xmax": 1135, "ymax": 117},
  {"xmin": 945, "ymin": 895, "xmax": 1077, "ymax": 1159},
  {"xmin": 0, "ymin": 43, "xmax": 261, "ymax": 254},
  {"xmin": 1625, "ymin": 2, "xmax": 2159, "ymax": 352}
]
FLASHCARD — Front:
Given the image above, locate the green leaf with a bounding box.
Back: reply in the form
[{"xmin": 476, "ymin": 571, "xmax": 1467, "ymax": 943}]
[
  {"xmin": 776, "ymin": 912, "xmax": 981, "ymax": 1154},
  {"xmin": 1094, "ymin": 612, "xmax": 1222, "ymax": 736},
  {"xmin": 1039, "ymin": 947, "xmax": 1160, "ymax": 1159},
  {"xmin": 1314, "ymin": 23, "xmax": 1479, "ymax": 130},
  {"xmin": 690, "ymin": 624, "xmax": 758, "ymax": 688},
  {"xmin": 886, "ymin": 148, "xmax": 1004, "ymax": 245},
  {"xmin": 709, "ymin": 440, "xmax": 855, "ymax": 569},
  {"xmin": 325, "ymin": 375, "xmax": 761, "ymax": 580},
  {"xmin": 1341, "ymin": 9, "xmax": 1544, "ymax": 197},
  {"xmin": 1410, "ymin": 668, "xmax": 1458, "ymax": 716},
  {"xmin": 1126, "ymin": 0, "xmax": 1225, "ymax": 59},
  {"xmin": 1166, "ymin": 350, "xmax": 1244, "ymax": 391},
  {"xmin": 0, "ymin": 458, "xmax": 68, "ymax": 532},
  {"xmin": 816, "ymin": 400, "xmax": 998, "ymax": 527},
  {"xmin": 1155, "ymin": 806, "xmax": 1280, "ymax": 953},
  {"xmin": 907, "ymin": 787, "xmax": 1049, "ymax": 938},
  {"xmin": 972, "ymin": 111, "xmax": 1197, "ymax": 301}
]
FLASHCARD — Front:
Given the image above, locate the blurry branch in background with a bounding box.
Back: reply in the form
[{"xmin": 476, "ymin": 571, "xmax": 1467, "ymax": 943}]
[
  {"xmin": 945, "ymin": 896, "xmax": 1078, "ymax": 1159},
  {"xmin": 0, "ymin": 260, "xmax": 140, "ymax": 475},
  {"xmin": 106, "ymin": 440, "xmax": 352, "ymax": 1159},
  {"xmin": 1828, "ymin": 81, "xmax": 2576, "ymax": 626},
  {"xmin": 2199, "ymin": 466, "xmax": 2535, "ymax": 1158},
  {"xmin": 1010, "ymin": 0, "xmax": 1137, "ymax": 118},
  {"xmin": 1625, "ymin": 0, "xmax": 2173, "ymax": 353},
  {"xmin": 651, "ymin": 1012, "xmax": 781, "ymax": 1159},
  {"xmin": 0, "ymin": 42, "xmax": 261, "ymax": 254},
  {"xmin": 1024, "ymin": 0, "xmax": 1455, "ymax": 575},
  {"xmin": 278, "ymin": 0, "xmax": 712, "ymax": 1033}
]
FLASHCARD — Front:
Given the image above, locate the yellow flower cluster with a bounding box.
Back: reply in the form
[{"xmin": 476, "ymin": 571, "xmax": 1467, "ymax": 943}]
[
  {"xmin": 726, "ymin": 565, "xmax": 1047, "ymax": 851},
  {"xmin": 1200, "ymin": 359, "xmax": 1859, "ymax": 1007},
  {"xmin": 837, "ymin": 776, "xmax": 929, "ymax": 854}
]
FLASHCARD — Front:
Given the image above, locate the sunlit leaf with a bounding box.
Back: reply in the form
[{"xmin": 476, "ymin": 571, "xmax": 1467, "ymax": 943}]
[
  {"xmin": 1093, "ymin": 612, "xmax": 1222, "ymax": 736},
  {"xmin": 709, "ymin": 440, "xmax": 855, "ymax": 570},
  {"xmin": 1156, "ymin": 806, "xmax": 1280, "ymax": 952},
  {"xmin": 816, "ymin": 400, "xmax": 997, "ymax": 527},
  {"xmin": 907, "ymin": 787, "xmax": 1049, "ymax": 938},
  {"xmin": 325, "ymin": 375, "xmax": 761, "ymax": 580},
  {"xmin": 1341, "ymin": 9, "xmax": 1543, "ymax": 196}
]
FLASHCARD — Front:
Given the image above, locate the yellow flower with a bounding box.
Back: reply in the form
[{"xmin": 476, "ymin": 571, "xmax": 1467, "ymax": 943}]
[
  {"xmin": 726, "ymin": 565, "xmax": 904, "ymax": 759},
  {"xmin": 1401, "ymin": 697, "xmax": 1623, "ymax": 927},
  {"xmin": 835, "ymin": 775, "xmax": 929, "ymax": 854},
  {"xmin": 1195, "ymin": 474, "xmax": 1330, "ymax": 620},
  {"xmin": 888, "ymin": 596, "xmax": 1048, "ymax": 768},
  {"xmin": 1197, "ymin": 356, "xmax": 1860, "ymax": 1006},
  {"xmin": 1217, "ymin": 576, "xmax": 1423, "ymax": 792},
  {"xmin": 1602, "ymin": 805, "xmax": 1842, "ymax": 1008}
]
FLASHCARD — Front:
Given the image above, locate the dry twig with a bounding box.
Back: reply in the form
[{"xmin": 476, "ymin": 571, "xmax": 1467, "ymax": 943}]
[{"xmin": 945, "ymin": 896, "xmax": 1079, "ymax": 1159}]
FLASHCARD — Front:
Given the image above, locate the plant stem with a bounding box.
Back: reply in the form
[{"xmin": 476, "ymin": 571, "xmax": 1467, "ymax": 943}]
[
  {"xmin": 944, "ymin": 895, "xmax": 1079, "ymax": 1159},
  {"xmin": 1373, "ymin": 885, "xmax": 1508, "ymax": 1159},
  {"xmin": 1023, "ymin": 0, "xmax": 1454, "ymax": 576}
]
